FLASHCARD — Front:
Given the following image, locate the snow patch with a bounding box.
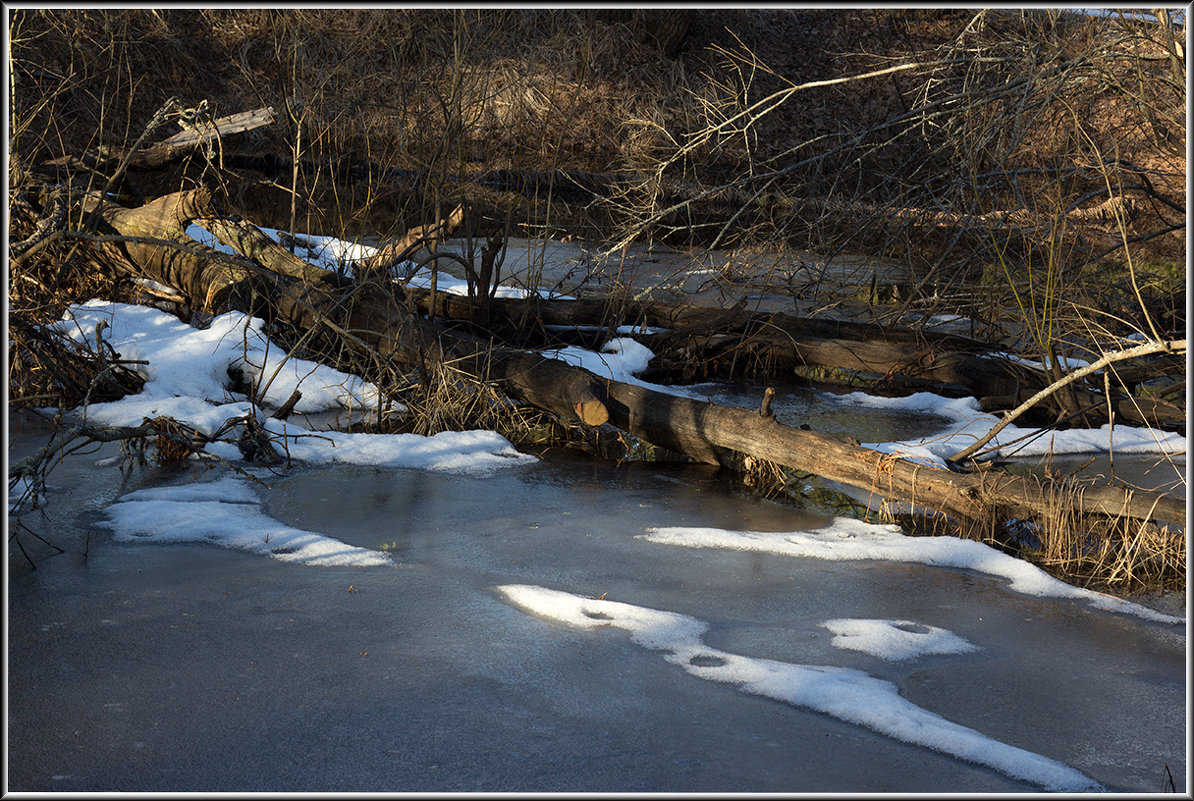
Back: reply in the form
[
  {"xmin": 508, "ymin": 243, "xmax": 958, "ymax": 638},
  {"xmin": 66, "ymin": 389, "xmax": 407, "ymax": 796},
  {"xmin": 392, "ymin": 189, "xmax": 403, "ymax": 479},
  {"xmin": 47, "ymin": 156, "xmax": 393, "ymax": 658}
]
[
  {"xmin": 541, "ymin": 337, "xmax": 655, "ymax": 383},
  {"xmin": 838, "ymin": 389, "xmax": 1186, "ymax": 463},
  {"xmin": 821, "ymin": 618, "xmax": 980, "ymax": 660},
  {"xmin": 98, "ymin": 475, "xmax": 391, "ymax": 567},
  {"xmin": 642, "ymin": 519, "xmax": 1184, "ymax": 625},
  {"xmin": 497, "ymin": 584, "xmax": 1100, "ymax": 793},
  {"xmin": 50, "ymin": 301, "xmax": 534, "ymax": 474},
  {"xmin": 55, "ymin": 300, "xmax": 393, "ymax": 425},
  {"xmin": 207, "ymin": 423, "xmax": 537, "ymax": 475}
]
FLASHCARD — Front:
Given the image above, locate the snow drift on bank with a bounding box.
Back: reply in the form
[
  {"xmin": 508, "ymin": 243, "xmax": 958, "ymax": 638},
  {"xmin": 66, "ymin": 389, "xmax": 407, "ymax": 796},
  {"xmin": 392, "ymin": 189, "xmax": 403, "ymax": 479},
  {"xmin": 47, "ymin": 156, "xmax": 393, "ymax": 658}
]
[{"xmin": 52, "ymin": 300, "xmax": 536, "ymax": 475}]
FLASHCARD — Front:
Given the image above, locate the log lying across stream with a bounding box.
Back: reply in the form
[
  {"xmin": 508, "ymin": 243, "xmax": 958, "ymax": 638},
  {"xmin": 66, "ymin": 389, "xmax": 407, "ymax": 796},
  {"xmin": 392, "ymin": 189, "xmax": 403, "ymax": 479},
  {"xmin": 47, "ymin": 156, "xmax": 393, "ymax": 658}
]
[
  {"xmin": 74, "ymin": 185, "xmax": 1184, "ymax": 531},
  {"xmin": 400, "ymin": 287, "xmax": 1186, "ymax": 429}
]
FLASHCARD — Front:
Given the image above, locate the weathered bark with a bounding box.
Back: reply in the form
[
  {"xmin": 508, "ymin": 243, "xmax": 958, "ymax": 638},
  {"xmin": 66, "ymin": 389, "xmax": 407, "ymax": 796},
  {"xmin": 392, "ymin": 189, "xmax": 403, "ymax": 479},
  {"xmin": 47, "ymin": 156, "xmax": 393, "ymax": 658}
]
[
  {"xmin": 197, "ymin": 215, "xmax": 331, "ymax": 285},
  {"xmin": 80, "ymin": 190, "xmax": 1185, "ymax": 529},
  {"xmin": 81, "ymin": 188, "xmax": 259, "ymax": 311},
  {"xmin": 130, "ymin": 106, "xmax": 278, "ymax": 170}
]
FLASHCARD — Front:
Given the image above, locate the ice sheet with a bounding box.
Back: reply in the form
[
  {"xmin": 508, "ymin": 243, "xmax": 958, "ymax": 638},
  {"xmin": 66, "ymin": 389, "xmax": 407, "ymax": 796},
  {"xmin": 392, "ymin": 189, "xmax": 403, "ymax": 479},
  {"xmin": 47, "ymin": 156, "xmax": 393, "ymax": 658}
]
[{"xmin": 497, "ymin": 584, "xmax": 1101, "ymax": 792}]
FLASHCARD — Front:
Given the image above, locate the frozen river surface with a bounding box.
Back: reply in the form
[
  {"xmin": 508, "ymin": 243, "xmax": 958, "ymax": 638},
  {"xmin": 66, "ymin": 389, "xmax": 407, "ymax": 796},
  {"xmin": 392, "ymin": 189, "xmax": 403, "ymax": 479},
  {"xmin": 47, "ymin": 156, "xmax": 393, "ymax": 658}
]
[{"xmin": 7, "ymin": 423, "xmax": 1186, "ymax": 793}]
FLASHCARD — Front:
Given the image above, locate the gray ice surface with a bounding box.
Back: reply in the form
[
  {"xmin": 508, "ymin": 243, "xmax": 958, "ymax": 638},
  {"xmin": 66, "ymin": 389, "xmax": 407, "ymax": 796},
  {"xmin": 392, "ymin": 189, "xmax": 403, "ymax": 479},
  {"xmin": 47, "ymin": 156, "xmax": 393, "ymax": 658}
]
[{"xmin": 7, "ymin": 417, "xmax": 1187, "ymax": 793}]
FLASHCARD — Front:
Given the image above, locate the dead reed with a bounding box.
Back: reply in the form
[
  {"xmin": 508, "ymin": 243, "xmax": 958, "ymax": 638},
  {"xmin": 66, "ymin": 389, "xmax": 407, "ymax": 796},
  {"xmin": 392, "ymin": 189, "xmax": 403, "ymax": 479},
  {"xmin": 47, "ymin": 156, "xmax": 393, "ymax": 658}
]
[{"xmin": 1015, "ymin": 482, "xmax": 1187, "ymax": 593}]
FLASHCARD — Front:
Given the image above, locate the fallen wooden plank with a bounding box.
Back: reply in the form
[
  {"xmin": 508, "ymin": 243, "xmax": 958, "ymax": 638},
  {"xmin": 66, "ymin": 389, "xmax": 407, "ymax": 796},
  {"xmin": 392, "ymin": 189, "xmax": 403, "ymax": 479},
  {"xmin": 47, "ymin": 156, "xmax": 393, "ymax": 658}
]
[{"xmin": 155, "ymin": 106, "xmax": 277, "ymax": 149}]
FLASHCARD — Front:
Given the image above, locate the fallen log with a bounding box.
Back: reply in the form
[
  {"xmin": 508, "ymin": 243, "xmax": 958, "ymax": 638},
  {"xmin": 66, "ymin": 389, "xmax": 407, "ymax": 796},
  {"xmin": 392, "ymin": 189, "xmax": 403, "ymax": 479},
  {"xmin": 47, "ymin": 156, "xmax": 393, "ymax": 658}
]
[
  {"xmin": 401, "ymin": 285, "xmax": 1017, "ymax": 388},
  {"xmin": 399, "ymin": 286, "xmax": 1185, "ymax": 429},
  {"xmin": 358, "ymin": 203, "xmax": 466, "ymax": 276},
  {"xmin": 592, "ymin": 377, "xmax": 1185, "ymax": 525},
  {"xmin": 127, "ymin": 105, "xmax": 277, "ymax": 170},
  {"xmin": 78, "ymin": 188, "xmax": 1184, "ymax": 530},
  {"xmin": 80, "ymin": 188, "xmax": 260, "ymax": 312},
  {"xmin": 42, "ymin": 105, "xmax": 277, "ymax": 177}
]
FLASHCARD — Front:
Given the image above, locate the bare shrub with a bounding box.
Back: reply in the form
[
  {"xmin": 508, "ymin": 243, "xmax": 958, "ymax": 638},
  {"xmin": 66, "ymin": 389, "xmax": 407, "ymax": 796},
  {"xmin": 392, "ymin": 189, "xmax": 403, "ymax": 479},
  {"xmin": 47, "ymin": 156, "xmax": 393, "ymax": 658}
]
[{"xmin": 607, "ymin": 10, "xmax": 1184, "ymax": 335}]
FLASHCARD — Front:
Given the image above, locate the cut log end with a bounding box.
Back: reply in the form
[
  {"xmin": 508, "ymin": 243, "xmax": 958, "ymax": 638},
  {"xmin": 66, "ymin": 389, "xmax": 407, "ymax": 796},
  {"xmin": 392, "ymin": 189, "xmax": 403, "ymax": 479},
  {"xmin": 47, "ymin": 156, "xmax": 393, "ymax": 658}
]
[{"xmin": 574, "ymin": 398, "xmax": 610, "ymax": 426}]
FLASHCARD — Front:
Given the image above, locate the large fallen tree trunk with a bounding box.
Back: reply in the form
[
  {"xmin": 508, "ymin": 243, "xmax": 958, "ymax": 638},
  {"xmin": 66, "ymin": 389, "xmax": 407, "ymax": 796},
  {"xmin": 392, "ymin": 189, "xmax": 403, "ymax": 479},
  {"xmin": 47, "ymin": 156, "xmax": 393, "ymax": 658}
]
[
  {"xmin": 402, "ymin": 286, "xmax": 1035, "ymax": 394},
  {"xmin": 400, "ymin": 286, "xmax": 1186, "ymax": 428},
  {"xmin": 75, "ymin": 188, "xmax": 1184, "ymax": 530}
]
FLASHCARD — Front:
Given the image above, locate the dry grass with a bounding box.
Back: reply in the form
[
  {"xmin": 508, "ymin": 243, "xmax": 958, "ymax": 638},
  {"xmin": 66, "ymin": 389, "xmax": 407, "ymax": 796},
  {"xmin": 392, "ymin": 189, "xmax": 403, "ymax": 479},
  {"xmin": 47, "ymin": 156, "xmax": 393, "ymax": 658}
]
[
  {"xmin": 3, "ymin": 10, "xmax": 842, "ymax": 239},
  {"xmin": 855, "ymin": 454, "xmax": 1187, "ymax": 593},
  {"xmin": 393, "ymin": 358, "xmax": 548, "ymax": 442}
]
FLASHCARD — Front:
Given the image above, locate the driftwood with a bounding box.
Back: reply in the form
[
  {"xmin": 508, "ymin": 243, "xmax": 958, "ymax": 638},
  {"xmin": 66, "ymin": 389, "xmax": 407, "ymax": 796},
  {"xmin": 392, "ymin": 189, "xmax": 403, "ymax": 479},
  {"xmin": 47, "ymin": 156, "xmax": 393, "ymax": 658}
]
[
  {"xmin": 127, "ymin": 105, "xmax": 277, "ymax": 170},
  {"xmin": 152, "ymin": 107, "xmax": 276, "ymax": 150},
  {"xmin": 39, "ymin": 105, "xmax": 277, "ymax": 179},
  {"xmin": 77, "ymin": 188, "xmax": 1184, "ymax": 530}
]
